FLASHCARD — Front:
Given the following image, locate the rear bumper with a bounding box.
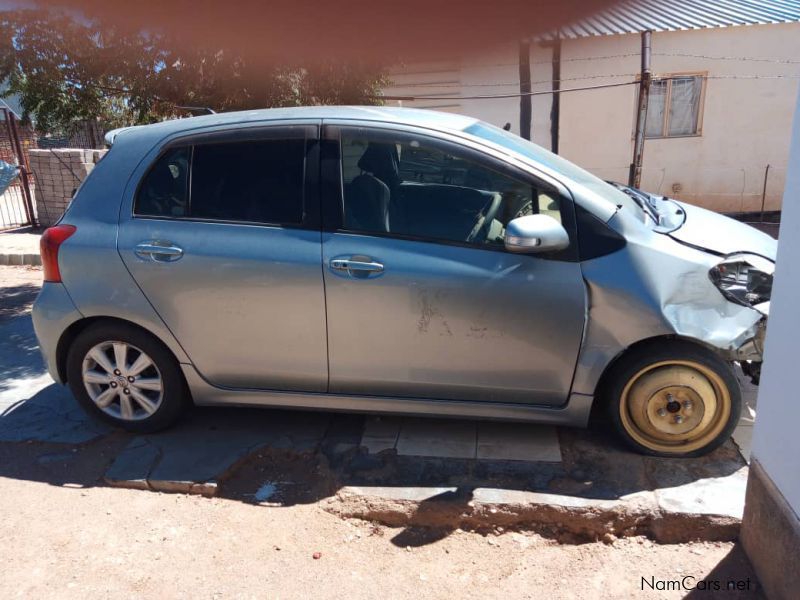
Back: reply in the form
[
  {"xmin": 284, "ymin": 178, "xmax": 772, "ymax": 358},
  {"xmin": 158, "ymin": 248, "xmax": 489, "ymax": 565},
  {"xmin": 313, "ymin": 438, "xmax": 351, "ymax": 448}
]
[{"xmin": 31, "ymin": 282, "xmax": 83, "ymax": 384}]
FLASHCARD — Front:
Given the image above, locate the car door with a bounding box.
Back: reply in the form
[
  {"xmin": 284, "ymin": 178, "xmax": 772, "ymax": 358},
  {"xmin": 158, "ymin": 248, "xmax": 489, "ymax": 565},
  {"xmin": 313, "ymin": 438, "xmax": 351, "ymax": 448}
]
[
  {"xmin": 117, "ymin": 123, "xmax": 329, "ymax": 392},
  {"xmin": 320, "ymin": 124, "xmax": 587, "ymax": 406}
]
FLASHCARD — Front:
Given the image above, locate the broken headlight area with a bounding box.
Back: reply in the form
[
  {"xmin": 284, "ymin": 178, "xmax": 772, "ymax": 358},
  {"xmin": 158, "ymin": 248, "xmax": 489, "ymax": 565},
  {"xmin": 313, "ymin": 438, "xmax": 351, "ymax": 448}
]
[
  {"xmin": 709, "ymin": 253, "xmax": 774, "ymax": 311},
  {"xmin": 741, "ymin": 360, "xmax": 762, "ymax": 385}
]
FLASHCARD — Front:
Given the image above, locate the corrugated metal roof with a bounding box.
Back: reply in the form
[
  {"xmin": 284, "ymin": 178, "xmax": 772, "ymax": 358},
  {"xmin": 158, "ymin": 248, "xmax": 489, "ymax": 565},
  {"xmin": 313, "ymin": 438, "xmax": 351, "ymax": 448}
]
[{"xmin": 546, "ymin": 0, "xmax": 800, "ymax": 39}]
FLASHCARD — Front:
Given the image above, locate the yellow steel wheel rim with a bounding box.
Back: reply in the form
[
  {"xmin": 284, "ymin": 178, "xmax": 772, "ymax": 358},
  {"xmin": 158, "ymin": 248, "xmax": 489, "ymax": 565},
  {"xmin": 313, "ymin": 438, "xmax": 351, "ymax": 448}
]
[{"xmin": 618, "ymin": 360, "xmax": 731, "ymax": 454}]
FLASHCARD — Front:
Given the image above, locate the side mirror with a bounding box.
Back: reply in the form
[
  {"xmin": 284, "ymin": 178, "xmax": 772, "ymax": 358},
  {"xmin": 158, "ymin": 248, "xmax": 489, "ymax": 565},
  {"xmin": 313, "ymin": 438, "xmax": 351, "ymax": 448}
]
[{"xmin": 504, "ymin": 214, "xmax": 570, "ymax": 254}]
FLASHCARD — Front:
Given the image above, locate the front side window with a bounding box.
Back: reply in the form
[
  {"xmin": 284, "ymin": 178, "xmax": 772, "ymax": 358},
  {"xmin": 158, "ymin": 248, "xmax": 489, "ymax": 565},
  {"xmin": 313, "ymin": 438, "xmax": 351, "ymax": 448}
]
[
  {"xmin": 645, "ymin": 75, "xmax": 704, "ymax": 138},
  {"xmin": 340, "ymin": 130, "xmax": 563, "ymax": 247},
  {"xmin": 135, "ymin": 138, "xmax": 306, "ymax": 225}
]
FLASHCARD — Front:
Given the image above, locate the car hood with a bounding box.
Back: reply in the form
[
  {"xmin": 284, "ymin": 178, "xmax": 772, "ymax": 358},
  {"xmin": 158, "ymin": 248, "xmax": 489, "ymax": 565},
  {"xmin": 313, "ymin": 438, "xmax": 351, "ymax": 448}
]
[{"xmin": 666, "ymin": 200, "xmax": 778, "ymax": 261}]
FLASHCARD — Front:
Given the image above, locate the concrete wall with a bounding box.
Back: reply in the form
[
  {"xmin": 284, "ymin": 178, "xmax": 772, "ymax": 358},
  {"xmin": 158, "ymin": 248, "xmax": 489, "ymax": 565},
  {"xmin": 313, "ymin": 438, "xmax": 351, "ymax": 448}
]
[
  {"xmin": 383, "ymin": 23, "xmax": 800, "ymax": 212},
  {"xmin": 29, "ymin": 149, "xmax": 107, "ymax": 227},
  {"xmin": 741, "ymin": 82, "xmax": 800, "ymax": 600},
  {"xmin": 749, "ymin": 87, "xmax": 800, "ymax": 527}
]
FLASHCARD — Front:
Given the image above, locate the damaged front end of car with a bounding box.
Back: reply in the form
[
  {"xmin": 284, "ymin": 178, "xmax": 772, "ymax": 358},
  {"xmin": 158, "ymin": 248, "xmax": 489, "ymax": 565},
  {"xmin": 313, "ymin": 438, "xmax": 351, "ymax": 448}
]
[
  {"xmin": 708, "ymin": 252, "xmax": 773, "ymax": 383},
  {"xmin": 570, "ymin": 202, "xmax": 776, "ymax": 398}
]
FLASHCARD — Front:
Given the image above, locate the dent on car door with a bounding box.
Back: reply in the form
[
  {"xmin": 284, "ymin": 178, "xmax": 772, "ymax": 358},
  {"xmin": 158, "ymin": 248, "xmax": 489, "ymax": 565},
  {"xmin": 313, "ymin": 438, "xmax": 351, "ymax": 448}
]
[
  {"xmin": 321, "ymin": 125, "xmax": 587, "ymax": 406},
  {"xmin": 117, "ymin": 124, "xmax": 329, "ymax": 392}
]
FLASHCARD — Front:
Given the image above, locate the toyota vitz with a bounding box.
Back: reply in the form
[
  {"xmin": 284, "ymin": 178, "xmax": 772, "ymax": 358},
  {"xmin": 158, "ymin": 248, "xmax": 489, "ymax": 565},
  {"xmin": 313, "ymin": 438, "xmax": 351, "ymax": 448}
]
[{"xmin": 33, "ymin": 107, "xmax": 775, "ymax": 457}]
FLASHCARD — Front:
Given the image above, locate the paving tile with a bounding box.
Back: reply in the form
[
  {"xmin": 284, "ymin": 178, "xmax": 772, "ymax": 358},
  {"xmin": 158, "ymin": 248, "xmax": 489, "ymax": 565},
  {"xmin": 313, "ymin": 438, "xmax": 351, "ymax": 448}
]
[
  {"xmin": 0, "ymin": 375, "xmax": 109, "ymax": 444},
  {"xmin": 476, "ymin": 422, "xmax": 562, "ymax": 462},
  {"xmin": 395, "ymin": 418, "xmax": 477, "ymax": 459},
  {"xmin": 104, "ymin": 407, "xmax": 332, "ymax": 495},
  {"xmin": 654, "ymin": 466, "xmax": 748, "ymax": 519},
  {"xmin": 732, "ymin": 424, "xmax": 753, "ymax": 463},
  {"xmin": 360, "ymin": 416, "xmax": 401, "ymax": 453},
  {"xmin": 104, "ymin": 438, "xmax": 159, "ymax": 488}
]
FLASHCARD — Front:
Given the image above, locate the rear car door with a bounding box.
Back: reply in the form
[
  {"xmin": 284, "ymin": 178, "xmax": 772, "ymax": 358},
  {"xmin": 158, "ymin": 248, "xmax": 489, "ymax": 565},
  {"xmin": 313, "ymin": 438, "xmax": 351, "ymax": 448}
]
[
  {"xmin": 117, "ymin": 123, "xmax": 328, "ymax": 391},
  {"xmin": 320, "ymin": 124, "xmax": 587, "ymax": 406}
]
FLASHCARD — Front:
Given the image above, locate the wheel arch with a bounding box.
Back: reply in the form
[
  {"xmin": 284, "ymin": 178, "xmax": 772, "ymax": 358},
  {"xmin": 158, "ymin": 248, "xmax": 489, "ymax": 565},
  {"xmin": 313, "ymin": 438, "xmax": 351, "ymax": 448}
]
[
  {"xmin": 56, "ymin": 316, "xmax": 185, "ymax": 385},
  {"xmin": 591, "ymin": 334, "xmax": 731, "ymax": 411}
]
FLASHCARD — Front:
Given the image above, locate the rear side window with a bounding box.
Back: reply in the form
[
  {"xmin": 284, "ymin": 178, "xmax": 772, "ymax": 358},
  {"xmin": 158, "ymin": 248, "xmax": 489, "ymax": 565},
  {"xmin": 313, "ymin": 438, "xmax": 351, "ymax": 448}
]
[
  {"xmin": 134, "ymin": 138, "xmax": 306, "ymax": 225},
  {"xmin": 191, "ymin": 139, "xmax": 305, "ymax": 224},
  {"xmin": 136, "ymin": 147, "xmax": 190, "ymax": 218}
]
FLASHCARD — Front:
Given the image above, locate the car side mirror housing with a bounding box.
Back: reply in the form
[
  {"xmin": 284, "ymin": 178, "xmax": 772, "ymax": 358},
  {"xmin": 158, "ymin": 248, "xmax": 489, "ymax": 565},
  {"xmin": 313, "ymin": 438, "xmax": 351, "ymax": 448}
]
[{"xmin": 504, "ymin": 214, "xmax": 570, "ymax": 254}]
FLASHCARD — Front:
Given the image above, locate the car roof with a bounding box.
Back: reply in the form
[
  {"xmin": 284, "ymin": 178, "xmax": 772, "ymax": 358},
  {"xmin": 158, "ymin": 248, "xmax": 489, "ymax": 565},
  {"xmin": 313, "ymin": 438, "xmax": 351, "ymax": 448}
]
[{"xmin": 105, "ymin": 106, "xmax": 480, "ymax": 146}]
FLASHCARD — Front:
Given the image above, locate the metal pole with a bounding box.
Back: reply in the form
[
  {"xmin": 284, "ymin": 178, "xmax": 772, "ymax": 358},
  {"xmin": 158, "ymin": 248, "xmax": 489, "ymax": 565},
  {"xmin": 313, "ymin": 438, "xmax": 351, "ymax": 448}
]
[
  {"xmin": 518, "ymin": 38, "xmax": 532, "ymax": 140},
  {"xmin": 760, "ymin": 164, "xmax": 770, "ymax": 222},
  {"xmin": 550, "ymin": 36, "xmax": 562, "ymax": 154},
  {"xmin": 629, "ymin": 30, "xmax": 652, "ymax": 188},
  {"xmin": 7, "ymin": 111, "xmax": 37, "ymax": 227}
]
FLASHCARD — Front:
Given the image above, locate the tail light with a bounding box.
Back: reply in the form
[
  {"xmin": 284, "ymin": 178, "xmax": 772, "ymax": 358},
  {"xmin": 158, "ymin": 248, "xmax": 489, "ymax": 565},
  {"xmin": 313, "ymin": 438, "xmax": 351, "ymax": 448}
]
[{"xmin": 40, "ymin": 224, "xmax": 77, "ymax": 283}]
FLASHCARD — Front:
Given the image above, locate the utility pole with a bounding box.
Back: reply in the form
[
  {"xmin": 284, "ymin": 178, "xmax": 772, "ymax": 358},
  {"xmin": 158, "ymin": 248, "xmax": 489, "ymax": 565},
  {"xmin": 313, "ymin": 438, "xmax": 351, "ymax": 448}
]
[
  {"xmin": 550, "ymin": 35, "xmax": 562, "ymax": 154},
  {"xmin": 629, "ymin": 30, "xmax": 652, "ymax": 188},
  {"xmin": 519, "ymin": 38, "xmax": 532, "ymax": 140}
]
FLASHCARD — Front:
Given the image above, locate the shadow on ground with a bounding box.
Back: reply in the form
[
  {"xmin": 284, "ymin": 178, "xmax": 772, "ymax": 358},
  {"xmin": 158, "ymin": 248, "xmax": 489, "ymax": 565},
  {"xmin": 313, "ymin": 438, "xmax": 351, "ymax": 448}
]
[
  {"xmin": 684, "ymin": 544, "xmax": 764, "ymax": 598},
  {"xmin": 0, "ymin": 383, "xmax": 746, "ymax": 521},
  {"xmin": 0, "ymin": 287, "xmax": 46, "ymax": 391}
]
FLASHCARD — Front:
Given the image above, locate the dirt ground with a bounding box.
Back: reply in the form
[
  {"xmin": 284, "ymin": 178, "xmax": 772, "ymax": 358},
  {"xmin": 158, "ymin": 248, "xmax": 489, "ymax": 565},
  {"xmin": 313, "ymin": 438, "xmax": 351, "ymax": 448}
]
[
  {"xmin": 0, "ymin": 265, "xmax": 762, "ymax": 599},
  {"xmin": 0, "ymin": 476, "xmax": 760, "ymax": 599}
]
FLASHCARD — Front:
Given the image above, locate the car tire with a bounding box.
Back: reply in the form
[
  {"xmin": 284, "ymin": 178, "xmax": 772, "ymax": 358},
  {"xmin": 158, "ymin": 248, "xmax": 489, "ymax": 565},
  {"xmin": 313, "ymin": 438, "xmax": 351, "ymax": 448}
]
[
  {"xmin": 604, "ymin": 340, "xmax": 742, "ymax": 457},
  {"xmin": 66, "ymin": 321, "xmax": 187, "ymax": 433}
]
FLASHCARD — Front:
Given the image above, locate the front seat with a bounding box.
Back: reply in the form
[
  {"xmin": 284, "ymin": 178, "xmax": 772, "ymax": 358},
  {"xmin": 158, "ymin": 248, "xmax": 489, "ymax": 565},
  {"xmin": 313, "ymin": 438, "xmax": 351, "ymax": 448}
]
[
  {"xmin": 343, "ymin": 143, "xmax": 400, "ymax": 233},
  {"xmin": 345, "ymin": 174, "xmax": 390, "ymax": 232}
]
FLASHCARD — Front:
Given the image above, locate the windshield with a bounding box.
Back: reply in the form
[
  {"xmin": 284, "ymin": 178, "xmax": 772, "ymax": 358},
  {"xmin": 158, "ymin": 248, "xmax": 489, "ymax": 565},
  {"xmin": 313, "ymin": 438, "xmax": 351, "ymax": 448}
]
[{"xmin": 464, "ymin": 122, "xmax": 645, "ymax": 220}]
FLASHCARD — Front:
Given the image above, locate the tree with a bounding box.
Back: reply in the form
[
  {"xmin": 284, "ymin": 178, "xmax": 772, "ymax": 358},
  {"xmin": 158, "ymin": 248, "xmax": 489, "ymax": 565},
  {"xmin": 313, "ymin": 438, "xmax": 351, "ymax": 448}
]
[{"xmin": 0, "ymin": 8, "xmax": 387, "ymax": 133}]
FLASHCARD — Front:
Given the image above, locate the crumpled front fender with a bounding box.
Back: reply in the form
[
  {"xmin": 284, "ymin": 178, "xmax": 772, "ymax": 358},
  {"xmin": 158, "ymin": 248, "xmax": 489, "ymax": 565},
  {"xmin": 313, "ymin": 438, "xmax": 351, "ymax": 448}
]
[{"xmin": 571, "ymin": 221, "xmax": 765, "ymax": 397}]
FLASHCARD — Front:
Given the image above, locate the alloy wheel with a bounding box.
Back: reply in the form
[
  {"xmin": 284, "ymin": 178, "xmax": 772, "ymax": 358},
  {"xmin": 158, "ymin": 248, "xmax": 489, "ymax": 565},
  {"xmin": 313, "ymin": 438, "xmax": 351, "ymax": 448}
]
[{"xmin": 81, "ymin": 341, "xmax": 164, "ymax": 421}]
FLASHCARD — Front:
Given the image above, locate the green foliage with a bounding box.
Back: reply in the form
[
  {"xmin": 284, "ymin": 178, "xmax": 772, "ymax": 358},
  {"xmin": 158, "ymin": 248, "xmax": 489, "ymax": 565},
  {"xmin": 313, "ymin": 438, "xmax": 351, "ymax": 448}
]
[{"xmin": 0, "ymin": 9, "xmax": 387, "ymax": 133}]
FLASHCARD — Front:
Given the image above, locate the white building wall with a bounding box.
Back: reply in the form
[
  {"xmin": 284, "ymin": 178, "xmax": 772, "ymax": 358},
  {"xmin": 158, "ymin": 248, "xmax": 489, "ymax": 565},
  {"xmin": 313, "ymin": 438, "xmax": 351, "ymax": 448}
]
[
  {"xmin": 559, "ymin": 23, "xmax": 800, "ymax": 212},
  {"xmin": 459, "ymin": 43, "xmax": 521, "ymax": 136},
  {"xmin": 383, "ymin": 23, "xmax": 800, "ymax": 213},
  {"xmin": 751, "ymin": 89, "xmax": 800, "ymax": 514}
]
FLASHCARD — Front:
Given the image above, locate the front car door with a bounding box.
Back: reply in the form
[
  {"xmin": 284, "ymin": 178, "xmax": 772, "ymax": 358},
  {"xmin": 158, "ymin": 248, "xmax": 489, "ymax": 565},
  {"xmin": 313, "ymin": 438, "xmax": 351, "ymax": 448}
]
[
  {"xmin": 321, "ymin": 123, "xmax": 587, "ymax": 406},
  {"xmin": 117, "ymin": 123, "xmax": 329, "ymax": 392}
]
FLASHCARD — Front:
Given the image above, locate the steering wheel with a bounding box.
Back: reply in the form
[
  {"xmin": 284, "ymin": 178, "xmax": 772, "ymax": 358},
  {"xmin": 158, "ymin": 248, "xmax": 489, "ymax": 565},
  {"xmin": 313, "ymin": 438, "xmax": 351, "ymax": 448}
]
[{"xmin": 466, "ymin": 193, "xmax": 503, "ymax": 243}]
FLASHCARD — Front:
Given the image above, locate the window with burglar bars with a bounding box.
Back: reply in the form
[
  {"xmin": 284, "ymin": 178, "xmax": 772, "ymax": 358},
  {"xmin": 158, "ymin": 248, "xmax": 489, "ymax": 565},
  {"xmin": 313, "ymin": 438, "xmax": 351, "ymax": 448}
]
[{"xmin": 644, "ymin": 74, "xmax": 705, "ymax": 138}]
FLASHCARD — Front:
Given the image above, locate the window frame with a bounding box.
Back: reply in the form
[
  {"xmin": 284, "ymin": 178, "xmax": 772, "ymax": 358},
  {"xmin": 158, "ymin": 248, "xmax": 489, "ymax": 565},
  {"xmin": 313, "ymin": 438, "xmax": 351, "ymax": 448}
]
[
  {"xmin": 322, "ymin": 123, "xmax": 578, "ymax": 261},
  {"xmin": 132, "ymin": 124, "xmax": 320, "ymax": 230},
  {"xmin": 639, "ymin": 72, "xmax": 707, "ymax": 139}
]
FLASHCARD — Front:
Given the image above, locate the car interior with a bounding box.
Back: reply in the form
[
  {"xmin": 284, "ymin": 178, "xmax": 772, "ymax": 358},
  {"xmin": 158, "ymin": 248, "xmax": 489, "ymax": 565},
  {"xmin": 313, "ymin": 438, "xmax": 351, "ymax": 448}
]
[{"xmin": 342, "ymin": 138, "xmax": 562, "ymax": 245}]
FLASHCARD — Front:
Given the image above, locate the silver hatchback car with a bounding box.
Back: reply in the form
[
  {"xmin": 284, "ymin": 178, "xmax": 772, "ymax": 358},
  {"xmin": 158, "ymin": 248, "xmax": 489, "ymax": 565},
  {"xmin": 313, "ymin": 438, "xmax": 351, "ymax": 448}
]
[{"xmin": 33, "ymin": 107, "xmax": 775, "ymax": 457}]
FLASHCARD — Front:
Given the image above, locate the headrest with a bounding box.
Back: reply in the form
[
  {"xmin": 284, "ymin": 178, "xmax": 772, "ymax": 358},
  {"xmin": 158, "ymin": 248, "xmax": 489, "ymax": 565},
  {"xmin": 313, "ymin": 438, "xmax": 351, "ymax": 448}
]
[{"xmin": 357, "ymin": 142, "xmax": 400, "ymax": 188}]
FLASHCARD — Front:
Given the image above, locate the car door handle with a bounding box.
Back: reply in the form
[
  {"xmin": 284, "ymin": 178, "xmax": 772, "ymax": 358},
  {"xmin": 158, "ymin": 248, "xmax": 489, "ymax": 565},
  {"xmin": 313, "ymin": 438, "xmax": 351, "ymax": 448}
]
[
  {"xmin": 135, "ymin": 241, "xmax": 184, "ymax": 262},
  {"xmin": 329, "ymin": 258, "xmax": 384, "ymax": 274}
]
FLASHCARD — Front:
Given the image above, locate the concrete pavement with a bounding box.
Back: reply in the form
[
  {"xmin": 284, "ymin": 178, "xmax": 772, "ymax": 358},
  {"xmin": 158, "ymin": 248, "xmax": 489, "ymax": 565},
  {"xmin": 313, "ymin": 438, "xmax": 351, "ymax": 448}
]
[{"xmin": 0, "ymin": 228, "xmax": 41, "ymax": 266}]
